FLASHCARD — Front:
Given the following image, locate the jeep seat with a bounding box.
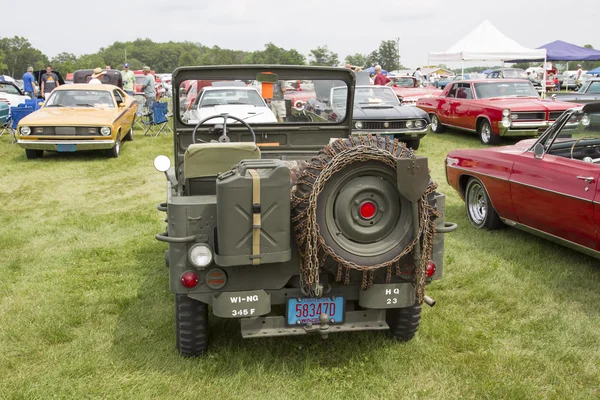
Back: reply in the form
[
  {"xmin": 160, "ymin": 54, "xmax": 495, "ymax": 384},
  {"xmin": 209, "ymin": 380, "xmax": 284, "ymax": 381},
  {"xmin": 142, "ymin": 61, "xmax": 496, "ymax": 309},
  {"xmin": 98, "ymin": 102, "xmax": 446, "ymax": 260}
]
[{"xmin": 183, "ymin": 142, "xmax": 261, "ymax": 179}]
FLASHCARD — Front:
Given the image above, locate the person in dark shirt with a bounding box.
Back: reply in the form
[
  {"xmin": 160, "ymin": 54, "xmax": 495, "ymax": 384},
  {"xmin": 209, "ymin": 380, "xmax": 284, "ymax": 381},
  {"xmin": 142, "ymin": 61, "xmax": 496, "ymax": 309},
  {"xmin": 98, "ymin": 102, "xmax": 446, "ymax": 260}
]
[
  {"xmin": 41, "ymin": 65, "xmax": 60, "ymax": 99},
  {"xmin": 373, "ymin": 65, "xmax": 390, "ymax": 86}
]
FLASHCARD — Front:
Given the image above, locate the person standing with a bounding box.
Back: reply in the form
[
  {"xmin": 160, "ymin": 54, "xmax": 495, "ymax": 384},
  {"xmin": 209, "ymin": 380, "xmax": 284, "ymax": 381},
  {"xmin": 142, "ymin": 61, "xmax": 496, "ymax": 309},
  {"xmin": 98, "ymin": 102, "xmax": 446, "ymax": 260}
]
[
  {"xmin": 88, "ymin": 68, "xmax": 106, "ymax": 84},
  {"xmin": 121, "ymin": 63, "xmax": 135, "ymax": 95},
  {"xmin": 575, "ymin": 64, "xmax": 583, "ymax": 88},
  {"xmin": 141, "ymin": 66, "xmax": 156, "ymax": 112},
  {"xmin": 40, "ymin": 65, "xmax": 60, "ymax": 99},
  {"xmin": 373, "ymin": 65, "xmax": 390, "ymax": 86},
  {"xmin": 414, "ymin": 67, "xmax": 423, "ymax": 87},
  {"xmin": 271, "ymin": 80, "xmax": 287, "ymax": 122},
  {"xmin": 22, "ymin": 66, "xmax": 37, "ymax": 99}
]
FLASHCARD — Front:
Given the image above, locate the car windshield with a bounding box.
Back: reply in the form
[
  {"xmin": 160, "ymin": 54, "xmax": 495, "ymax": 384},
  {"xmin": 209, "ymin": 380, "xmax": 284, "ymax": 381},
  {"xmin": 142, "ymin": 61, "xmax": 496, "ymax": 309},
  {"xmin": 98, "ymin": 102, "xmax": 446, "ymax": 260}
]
[
  {"xmin": 474, "ymin": 82, "xmax": 539, "ymax": 99},
  {"xmin": 503, "ymin": 69, "xmax": 528, "ymax": 79},
  {"xmin": 45, "ymin": 90, "xmax": 115, "ymax": 108},
  {"xmin": 390, "ymin": 77, "xmax": 415, "ymax": 87},
  {"xmin": 353, "ymin": 87, "xmax": 399, "ymax": 106},
  {"xmin": 198, "ymin": 88, "xmax": 265, "ymax": 108},
  {"xmin": 540, "ymin": 108, "xmax": 600, "ymax": 161},
  {"xmin": 178, "ymin": 75, "xmax": 349, "ymax": 125},
  {"xmin": 0, "ymin": 83, "xmax": 21, "ymax": 95},
  {"xmin": 578, "ymin": 81, "xmax": 600, "ymax": 94}
]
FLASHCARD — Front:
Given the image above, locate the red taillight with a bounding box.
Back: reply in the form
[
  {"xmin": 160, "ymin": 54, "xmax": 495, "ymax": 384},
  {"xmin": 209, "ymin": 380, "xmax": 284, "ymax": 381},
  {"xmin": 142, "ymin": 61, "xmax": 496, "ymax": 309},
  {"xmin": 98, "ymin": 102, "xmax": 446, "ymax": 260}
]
[
  {"xmin": 426, "ymin": 261, "xmax": 436, "ymax": 277},
  {"xmin": 181, "ymin": 271, "xmax": 199, "ymax": 288},
  {"xmin": 359, "ymin": 201, "xmax": 377, "ymax": 219}
]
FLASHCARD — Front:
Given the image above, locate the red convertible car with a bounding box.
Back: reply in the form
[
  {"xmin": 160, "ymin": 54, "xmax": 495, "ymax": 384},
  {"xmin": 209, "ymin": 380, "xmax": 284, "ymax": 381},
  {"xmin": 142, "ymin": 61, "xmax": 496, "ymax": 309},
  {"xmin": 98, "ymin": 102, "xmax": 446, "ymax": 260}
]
[
  {"xmin": 417, "ymin": 79, "xmax": 579, "ymax": 145},
  {"xmin": 446, "ymin": 102, "xmax": 600, "ymax": 259},
  {"xmin": 387, "ymin": 76, "xmax": 442, "ymax": 106}
]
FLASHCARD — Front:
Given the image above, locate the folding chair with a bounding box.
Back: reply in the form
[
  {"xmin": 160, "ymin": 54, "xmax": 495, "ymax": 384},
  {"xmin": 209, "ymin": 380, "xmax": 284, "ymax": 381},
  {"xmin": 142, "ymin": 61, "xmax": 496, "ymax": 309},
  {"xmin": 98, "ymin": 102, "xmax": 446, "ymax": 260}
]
[
  {"xmin": 8, "ymin": 106, "xmax": 34, "ymax": 144},
  {"xmin": 143, "ymin": 102, "xmax": 173, "ymax": 137},
  {"xmin": 134, "ymin": 95, "xmax": 148, "ymax": 130},
  {"xmin": 0, "ymin": 102, "xmax": 10, "ymax": 139}
]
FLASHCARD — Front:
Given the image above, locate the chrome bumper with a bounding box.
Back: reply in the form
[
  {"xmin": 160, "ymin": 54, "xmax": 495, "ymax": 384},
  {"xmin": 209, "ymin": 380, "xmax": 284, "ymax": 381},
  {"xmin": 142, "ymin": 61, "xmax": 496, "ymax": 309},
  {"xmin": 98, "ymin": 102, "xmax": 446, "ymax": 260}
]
[
  {"xmin": 499, "ymin": 121, "xmax": 578, "ymax": 137},
  {"xmin": 17, "ymin": 139, "xmax": 116, "ymax": 151},
  {"xmin": 352, "ymin": 127, "xmax": 428, "ymax": 138}
]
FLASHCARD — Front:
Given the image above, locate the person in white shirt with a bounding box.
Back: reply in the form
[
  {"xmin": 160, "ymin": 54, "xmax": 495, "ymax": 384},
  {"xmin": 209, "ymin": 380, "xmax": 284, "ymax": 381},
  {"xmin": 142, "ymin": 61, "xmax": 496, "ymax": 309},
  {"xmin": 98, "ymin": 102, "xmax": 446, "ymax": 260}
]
[
  {"xmin": 414, "ymin": 67, "xmax": 423, "ymax": 87},
  {"xmin": 576, "ymin": 64, "xmax": 583, "ymax": 88},
  {"xmin": 89, "ymin": 67, "xmax": 105, "ymax": 84}
]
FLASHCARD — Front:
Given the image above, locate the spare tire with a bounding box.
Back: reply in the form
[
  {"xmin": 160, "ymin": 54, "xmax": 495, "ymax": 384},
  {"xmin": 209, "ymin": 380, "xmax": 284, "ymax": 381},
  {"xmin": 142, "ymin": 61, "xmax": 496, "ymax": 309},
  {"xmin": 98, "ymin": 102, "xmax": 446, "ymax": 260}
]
[{"xmin": 292, "ymin": 136, "xmax": 430, "ymax": 280}]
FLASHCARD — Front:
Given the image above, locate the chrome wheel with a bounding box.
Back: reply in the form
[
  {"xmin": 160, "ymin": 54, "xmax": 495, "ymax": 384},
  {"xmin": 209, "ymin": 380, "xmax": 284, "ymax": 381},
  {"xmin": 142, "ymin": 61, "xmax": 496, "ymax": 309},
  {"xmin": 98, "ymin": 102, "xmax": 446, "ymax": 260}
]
[
  {"xmin": 480, "ymin": 122, "xmax": 491, "ymax": 144},
  {"xmin": 466, "ymin": 181, "xmax": 487, "ymax": 226},
  {"xmin": 430, "ymin": 114, "xmax": 444, "ymax": 133}
]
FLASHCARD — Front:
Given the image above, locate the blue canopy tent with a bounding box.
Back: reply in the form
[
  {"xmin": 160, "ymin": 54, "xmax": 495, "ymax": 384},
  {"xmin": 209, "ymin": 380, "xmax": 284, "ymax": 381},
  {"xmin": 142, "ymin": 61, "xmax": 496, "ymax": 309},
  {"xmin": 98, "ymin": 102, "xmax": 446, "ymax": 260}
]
[
  {"xmin": 508, "ymin": 40, "xmax": 600, "ymax": 62},
  {"xmin": 364, "ymin": 66, "xmax": 389, "ymax": 75},
  {"xmin": 587, "ymin": 66, "xmax": 600, "ymax": 75}
]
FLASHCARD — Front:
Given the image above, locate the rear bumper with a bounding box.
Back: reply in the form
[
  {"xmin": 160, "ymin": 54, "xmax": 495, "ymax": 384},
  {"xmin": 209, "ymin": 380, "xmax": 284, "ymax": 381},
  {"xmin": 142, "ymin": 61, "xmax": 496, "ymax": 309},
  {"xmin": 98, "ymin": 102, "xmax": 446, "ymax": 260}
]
[{"xmin": 17, "ymin": 139, "xmax": 116, "ymax": 151}]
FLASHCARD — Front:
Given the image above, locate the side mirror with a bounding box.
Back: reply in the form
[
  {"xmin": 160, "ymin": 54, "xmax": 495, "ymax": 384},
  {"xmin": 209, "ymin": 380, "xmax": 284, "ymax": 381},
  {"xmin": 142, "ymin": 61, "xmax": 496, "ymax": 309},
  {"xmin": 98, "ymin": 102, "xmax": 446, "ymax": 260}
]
[
  {"xmin": 119, "ymin": 102, "xmax": 126, "ymax": 108},
  {"xmin": 533, "ymin": 143, "xmax": 545, "ymax": 159},
  {"xmin": 38, "ymin": 102, "xmax": 44, "ymax": 107}
]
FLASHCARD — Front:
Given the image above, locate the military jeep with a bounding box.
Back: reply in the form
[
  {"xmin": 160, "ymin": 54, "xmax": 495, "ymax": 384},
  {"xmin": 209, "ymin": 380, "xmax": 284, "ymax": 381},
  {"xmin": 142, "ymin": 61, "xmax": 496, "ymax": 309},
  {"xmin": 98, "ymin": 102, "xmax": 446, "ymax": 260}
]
[{"xmin": 154, "ymin": 65, "xmax": 457, "ymax": 356}]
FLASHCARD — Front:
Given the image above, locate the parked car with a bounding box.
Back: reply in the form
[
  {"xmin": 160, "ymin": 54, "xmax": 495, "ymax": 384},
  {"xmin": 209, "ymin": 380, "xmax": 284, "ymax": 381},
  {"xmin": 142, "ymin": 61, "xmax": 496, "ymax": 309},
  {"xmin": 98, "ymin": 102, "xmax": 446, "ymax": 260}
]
[
  {"xmin": 305, "ymin": 85, "xmax": 429, "ymax": 149},
  {"xmin": 486, "ymin": 68, "xmax": 555, "ymax": 92},
  {"xmin": 417, "ymin": 79, "xmax": 579, "ymax": 145},
  {"xmin": 445, "ymin": 102, "xmax": 600, "ymax": 258},
  {"xmin": 553, "ymin": 78, "xmax": 600, "ymax": 103},
  {"xmin": 387, "ymin": 76, "xmax": 443, "ymax": 106},
  {"xmin": 284, "ymin": 80, "xmax": 315, "ymax": 111},
  {"xmin": 183, "ymin": 85, "xmax": 277, "ymax": 124},
  {"xmin": 16, "ymin": 84, "xmax": 137, "ymax": 159},
  {"xmin": 0, "ymin": 80, "xmax": 30, "ymax": 107}
]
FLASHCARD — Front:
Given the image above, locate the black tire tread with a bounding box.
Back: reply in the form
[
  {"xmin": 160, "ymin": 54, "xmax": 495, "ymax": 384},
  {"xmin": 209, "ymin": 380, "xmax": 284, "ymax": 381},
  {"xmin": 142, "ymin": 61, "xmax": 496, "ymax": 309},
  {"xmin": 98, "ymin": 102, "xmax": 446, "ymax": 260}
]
[
  {"xmin": 175, "ymin": 294, "xmax": 208, "ymax": 357},
  {"xmin": 386, "ymin": 302, "xmax": 422, "ymax": 341}
]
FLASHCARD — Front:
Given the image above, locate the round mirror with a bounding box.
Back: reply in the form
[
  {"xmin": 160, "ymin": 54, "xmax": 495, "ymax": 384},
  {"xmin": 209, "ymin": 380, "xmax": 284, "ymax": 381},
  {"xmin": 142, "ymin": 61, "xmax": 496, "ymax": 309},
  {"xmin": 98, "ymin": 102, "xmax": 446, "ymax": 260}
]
[{"xmin": 154, "ymin": 155, "xmax": 171, "ymax": 172}]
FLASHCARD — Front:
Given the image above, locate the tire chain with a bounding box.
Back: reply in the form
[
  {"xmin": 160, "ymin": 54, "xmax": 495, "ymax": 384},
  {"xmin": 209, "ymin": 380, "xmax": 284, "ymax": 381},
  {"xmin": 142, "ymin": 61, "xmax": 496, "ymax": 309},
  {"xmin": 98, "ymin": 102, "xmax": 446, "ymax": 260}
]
[{"xmin": 291, "ymin": 134, "xmax": 439, "ymax": 302}]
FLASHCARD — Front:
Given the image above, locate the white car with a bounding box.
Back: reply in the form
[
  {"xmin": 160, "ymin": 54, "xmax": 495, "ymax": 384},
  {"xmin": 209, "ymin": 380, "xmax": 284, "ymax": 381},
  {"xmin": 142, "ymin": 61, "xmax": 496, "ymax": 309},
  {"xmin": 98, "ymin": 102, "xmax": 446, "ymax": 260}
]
[
  {"xmin": 184, "ymin": 86, "xmax": 277, "ymax": 124},
  {"xmin": 0, "ymin": 81, "xmax": 30, "ymax": 107}
]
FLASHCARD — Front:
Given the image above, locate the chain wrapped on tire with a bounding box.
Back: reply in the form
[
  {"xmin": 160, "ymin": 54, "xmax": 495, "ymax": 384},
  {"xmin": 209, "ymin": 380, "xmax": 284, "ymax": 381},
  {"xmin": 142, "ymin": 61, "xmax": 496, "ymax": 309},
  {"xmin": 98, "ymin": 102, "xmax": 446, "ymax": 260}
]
[{"xmin": 291, "ymin": 135, "xmax": 439, "ymax": 303}]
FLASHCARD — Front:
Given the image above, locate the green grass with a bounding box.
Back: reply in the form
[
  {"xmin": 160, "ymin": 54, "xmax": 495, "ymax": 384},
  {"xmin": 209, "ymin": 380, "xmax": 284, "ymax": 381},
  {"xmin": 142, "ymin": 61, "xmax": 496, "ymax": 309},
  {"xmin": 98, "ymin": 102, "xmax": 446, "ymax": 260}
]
[{"xmin": 0, "ymin": 127, "xmax": 599, "ymax": 399}]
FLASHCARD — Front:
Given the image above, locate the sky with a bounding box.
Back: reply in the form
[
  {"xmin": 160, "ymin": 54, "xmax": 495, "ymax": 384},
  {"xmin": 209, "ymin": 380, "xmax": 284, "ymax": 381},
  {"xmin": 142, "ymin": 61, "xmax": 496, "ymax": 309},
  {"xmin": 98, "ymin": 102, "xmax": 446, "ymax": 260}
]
[{"xmin": 2, "ymin": 0, "xmax": 598, "ymax": 70}]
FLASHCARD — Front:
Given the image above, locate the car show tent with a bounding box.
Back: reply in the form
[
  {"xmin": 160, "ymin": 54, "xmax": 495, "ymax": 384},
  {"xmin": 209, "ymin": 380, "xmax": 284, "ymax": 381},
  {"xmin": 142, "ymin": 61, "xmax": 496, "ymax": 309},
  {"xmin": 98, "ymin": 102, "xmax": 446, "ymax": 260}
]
[
  {"xmin": 429, "ymin": 20, "xmax": 546, "ymax": 63},
  {"xmin": 428, "ymin": 20, "xmax": 547, "ymax": 92},
  {"xmin": 515, "ymin": 40, "xmax": 600, "ymax": 62}
]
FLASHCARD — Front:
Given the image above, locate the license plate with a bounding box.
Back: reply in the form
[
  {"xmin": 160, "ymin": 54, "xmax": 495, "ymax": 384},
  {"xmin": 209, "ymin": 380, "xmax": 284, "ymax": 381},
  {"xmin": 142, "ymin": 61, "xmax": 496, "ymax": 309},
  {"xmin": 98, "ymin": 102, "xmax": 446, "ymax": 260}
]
[
  {"xmin": 287, "ymin": 296, "xmax": 344, "ymax": 325},
  {"xmin": 57, "ymin": 144, "xmax": 76, "ymax": 152}
]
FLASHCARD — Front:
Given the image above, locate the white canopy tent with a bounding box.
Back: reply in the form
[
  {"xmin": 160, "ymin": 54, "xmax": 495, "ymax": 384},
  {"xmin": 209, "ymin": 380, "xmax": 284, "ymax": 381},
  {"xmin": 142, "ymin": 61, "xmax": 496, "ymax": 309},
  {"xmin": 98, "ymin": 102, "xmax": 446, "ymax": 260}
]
[{"xmin": 428, "ymin": 20, "xmax": 548, "ymax": 94}]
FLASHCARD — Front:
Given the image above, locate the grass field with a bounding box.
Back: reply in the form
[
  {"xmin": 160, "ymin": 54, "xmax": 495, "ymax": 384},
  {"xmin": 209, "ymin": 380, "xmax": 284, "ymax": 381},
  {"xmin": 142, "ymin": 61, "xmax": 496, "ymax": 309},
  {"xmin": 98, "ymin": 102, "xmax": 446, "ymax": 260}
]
[{"xmin": 0, "ymin": 126, "xmax": 599, "ymax": 400}]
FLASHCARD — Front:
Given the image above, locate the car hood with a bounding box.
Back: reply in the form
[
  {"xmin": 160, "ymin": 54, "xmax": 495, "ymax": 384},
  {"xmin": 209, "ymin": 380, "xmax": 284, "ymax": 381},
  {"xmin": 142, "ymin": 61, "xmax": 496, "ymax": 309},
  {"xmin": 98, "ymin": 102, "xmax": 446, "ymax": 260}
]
[
  {"xmin": 0, "ymin": 93, "xmax": 29, "ymax": 107},
  {"xmin": 392, "ymin": 87, "xmax": 443, "ymax": 98},
  {"xmin": 448, "ymin": 139, "xmax": 533, "ymax": 159},
  {"xmin": 480, "ymin": 98, "xmax": 577, "ymax": 111},
  {"xmin": 193, "ymin": 105, "xmax": 277, "ymax": 123},
  {"xmin": 19, "ymin": 107, "xmax": 119, "ymax": 126},
  {"xmin": 353, "ymin": 104, "xmax": 427, "ymax": 119}
]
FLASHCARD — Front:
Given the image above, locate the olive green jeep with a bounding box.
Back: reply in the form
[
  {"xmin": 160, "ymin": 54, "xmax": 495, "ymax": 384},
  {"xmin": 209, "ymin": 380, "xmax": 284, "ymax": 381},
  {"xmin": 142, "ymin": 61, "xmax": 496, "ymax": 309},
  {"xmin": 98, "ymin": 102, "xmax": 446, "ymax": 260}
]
[{"xmin": 154, "ymin": 65, "xmax": 457, "ymax": 356}]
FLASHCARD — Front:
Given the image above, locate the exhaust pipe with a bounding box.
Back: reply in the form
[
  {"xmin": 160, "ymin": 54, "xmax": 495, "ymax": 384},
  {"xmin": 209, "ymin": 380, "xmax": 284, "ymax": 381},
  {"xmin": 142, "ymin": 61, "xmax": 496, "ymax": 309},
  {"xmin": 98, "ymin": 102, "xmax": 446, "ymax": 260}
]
[{"xmin": 423, "ymin": 295, "xmax": 436, "ymax": 307}]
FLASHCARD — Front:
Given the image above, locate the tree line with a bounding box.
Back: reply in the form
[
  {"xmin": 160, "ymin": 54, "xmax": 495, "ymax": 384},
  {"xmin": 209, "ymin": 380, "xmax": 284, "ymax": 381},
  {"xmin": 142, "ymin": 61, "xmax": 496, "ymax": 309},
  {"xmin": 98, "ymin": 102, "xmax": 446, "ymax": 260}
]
[{"xmin": 0, "ymin": 37, "xmax": 404, "ymax": 78}]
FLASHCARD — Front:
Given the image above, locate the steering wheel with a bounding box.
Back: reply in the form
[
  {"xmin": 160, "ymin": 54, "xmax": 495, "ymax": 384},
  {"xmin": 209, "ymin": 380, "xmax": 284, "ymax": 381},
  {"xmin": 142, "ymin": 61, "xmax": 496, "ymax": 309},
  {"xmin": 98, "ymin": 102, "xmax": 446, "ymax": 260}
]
[
  {"xmin": 191, "ymin": 113, "xmax": 257, "ymax": 144},
  {"xmin": 570, "ymin": 137, "xmax": 595, "ymax": 159}
]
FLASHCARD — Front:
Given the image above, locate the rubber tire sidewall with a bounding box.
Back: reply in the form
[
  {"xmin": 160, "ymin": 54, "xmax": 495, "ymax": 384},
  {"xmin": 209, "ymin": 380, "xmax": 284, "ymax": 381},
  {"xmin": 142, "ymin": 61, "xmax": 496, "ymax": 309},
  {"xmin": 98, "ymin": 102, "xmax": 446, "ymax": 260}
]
[
  {"xmin": 110, "ymin": 136, "xmax": 121, "ymax": 158},
  {"xmin": 430, "ymin": 114, "xmax": 445, "ymax": 133},
  {"xmin": 315, "ymin": 160, "xmax": 414, "ymax": 266},
  {"xmin": 465, "ymin": 177, "xmax": 502, "ymax": 230},
  {"xmin": 25, "ymin": 149, "xmax": 43, "ymax": 159},
  {"xmin": 125, "ymin": 125, "xmax": 134, "ymax": 141},
  {"xmin": 478, "ymin": 120, "xmax": 500, "ymax": 145}
]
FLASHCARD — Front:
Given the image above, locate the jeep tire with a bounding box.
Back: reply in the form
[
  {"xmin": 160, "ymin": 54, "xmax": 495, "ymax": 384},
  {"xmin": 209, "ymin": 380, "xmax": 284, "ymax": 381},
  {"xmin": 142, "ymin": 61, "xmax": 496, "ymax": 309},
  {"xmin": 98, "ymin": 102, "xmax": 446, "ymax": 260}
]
[
  {"xmin": 386, "ymin": 301, "xmax": 421, "ymax": 341},
  {"xmin": 175, "ymin": 294, "xmax": 208, "ymax": 357}
]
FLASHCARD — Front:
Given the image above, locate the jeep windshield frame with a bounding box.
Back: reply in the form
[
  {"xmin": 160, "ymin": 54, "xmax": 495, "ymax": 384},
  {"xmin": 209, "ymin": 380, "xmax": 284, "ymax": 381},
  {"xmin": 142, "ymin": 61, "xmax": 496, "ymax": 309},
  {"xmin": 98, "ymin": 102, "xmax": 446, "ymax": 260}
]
[{"xmin": 172, "ymin": 65, "xmax": 355, "ymax": 168}]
